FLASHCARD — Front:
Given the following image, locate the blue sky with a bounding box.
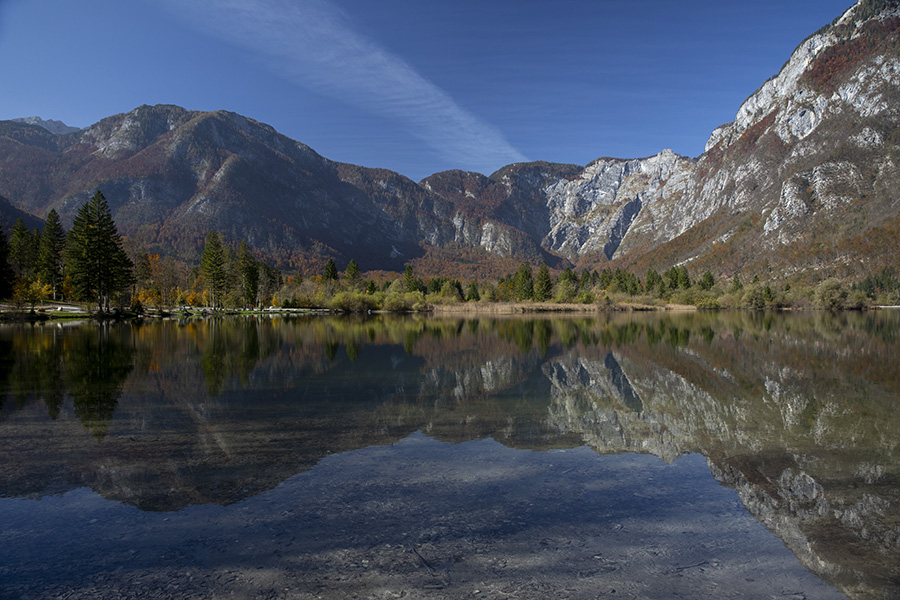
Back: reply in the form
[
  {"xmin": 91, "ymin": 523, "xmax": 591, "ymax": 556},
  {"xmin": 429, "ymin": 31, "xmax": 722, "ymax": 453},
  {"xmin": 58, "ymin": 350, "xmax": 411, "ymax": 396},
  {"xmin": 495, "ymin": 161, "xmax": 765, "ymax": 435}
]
[{"xmin": 0, "ymin": 0, "xmax": 853, "ymax": 180}]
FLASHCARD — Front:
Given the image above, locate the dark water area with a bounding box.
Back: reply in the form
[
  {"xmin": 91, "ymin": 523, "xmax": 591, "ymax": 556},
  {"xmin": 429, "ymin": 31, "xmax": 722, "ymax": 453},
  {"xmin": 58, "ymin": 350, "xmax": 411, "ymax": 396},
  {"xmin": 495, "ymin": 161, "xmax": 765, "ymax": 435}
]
[{"xmin": 0, "ymin": 311, "xmax": 898, "ymax": 599}]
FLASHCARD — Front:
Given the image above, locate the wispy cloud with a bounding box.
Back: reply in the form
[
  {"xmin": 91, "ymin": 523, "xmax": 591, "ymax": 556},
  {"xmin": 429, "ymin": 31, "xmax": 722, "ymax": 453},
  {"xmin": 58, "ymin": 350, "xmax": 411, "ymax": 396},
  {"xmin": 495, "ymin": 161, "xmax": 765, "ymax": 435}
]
[{"xmin": 159, "ymin": 0, "xmax": 527, "ymax": 172}]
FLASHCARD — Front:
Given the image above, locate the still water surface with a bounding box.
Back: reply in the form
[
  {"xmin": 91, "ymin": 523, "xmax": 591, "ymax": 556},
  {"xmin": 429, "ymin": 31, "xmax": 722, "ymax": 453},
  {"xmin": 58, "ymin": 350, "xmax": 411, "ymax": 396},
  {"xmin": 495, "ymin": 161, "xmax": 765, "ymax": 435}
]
[{"xmin": 0, "ymin": 312, "xmax": 898, "ymax": 599}]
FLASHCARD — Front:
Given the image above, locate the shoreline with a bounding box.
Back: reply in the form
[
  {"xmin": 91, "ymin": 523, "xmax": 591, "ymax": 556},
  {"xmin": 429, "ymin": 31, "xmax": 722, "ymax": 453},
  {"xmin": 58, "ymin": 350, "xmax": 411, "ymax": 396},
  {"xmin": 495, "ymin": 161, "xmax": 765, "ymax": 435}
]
[
  {"xmin": 429, "ymin": 301, "xmax": 696, "ymax": 315},
  {"xmin": 5, "ymin": 301, "xmax": 892, "ymax": 322}
]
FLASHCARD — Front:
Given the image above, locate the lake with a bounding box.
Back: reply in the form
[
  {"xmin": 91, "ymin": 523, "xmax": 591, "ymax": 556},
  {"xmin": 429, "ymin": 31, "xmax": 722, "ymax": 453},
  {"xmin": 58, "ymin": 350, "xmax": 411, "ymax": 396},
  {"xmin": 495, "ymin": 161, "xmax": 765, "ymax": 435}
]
[{"xmin": 0, "ymin": 311, "xmax": 898, "ymax": 599}]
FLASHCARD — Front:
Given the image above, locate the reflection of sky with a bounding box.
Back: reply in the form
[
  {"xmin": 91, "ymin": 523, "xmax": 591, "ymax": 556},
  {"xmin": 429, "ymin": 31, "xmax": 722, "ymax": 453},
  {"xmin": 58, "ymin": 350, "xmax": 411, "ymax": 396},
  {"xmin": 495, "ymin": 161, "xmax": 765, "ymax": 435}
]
[{"xmin": 0, "ymin": 433, "xmax": 846, "ymax": 599}]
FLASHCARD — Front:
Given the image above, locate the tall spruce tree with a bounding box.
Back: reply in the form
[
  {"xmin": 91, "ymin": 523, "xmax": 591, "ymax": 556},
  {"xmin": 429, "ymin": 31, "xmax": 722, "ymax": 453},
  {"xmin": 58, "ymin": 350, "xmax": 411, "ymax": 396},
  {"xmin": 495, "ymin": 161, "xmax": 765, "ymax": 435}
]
[
  {"xmin": 9, "ymin": 218, "xmax": 35, "ymax": 280},
  {"xmin": 403, "ymin": 264, "xmax": 417, "ymax": 292},
  {"xmin": 345, "ymin": 259, "xmax": 360, "ymax": 281},
  {"xmin": 200, "ymin": 231, "xmax": 227, "ymax": 309},
  {"xmin": 38, "ymin": 209, "xmax": 67, "ymax": 300},
  {"xmin": 323, "ymin": 258, "xmax": 339, "ymax": 281},
  {"xmin": 0, "ymin": 227, "xmax": 13, "ymax": 298},
  {"xmin": 513, "ymin": 262, "xmax": 534, "ymax": 300},
  {"xmin": 237, "ymin": 241, "xmax": 259, "ymax": 307},
  {"xmin": 534, "ymin": 263, "xmax": 553, "ymax": 301},
  {"xmin": 66, "ymin": 191, "xmax": 134, "ymax": 312}
]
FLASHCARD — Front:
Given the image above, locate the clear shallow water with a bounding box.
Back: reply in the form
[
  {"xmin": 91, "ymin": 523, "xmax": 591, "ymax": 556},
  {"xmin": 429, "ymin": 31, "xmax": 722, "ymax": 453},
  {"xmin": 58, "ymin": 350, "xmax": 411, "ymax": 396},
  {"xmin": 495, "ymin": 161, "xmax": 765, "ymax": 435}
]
[{"xmin": 1, "ymin": 312, "xmax": 898, "ymax": 599}]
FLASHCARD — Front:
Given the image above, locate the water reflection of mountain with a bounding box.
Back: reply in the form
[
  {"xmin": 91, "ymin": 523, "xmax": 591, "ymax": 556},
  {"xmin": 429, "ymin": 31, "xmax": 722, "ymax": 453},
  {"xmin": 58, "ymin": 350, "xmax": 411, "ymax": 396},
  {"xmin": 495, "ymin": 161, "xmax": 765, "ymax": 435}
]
[
  {"xmin": 0, "ymin": 312, "xmax": 898, "ymax": 599},
  {"xmin": 543, "ymin": 312, "xmax": 900, "ymax": 600}
]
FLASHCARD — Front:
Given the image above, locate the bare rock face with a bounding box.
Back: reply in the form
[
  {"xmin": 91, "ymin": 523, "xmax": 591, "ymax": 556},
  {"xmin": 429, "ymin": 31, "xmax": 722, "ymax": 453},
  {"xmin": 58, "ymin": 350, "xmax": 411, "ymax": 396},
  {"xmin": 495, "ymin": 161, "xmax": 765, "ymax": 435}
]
[
  {"xmin": 10, "ymin": 116, "xmax": 81, "ymax": 135},
  {"xmin": 428, "ymin": 0, "xmax": 900, "ymax": 275}
]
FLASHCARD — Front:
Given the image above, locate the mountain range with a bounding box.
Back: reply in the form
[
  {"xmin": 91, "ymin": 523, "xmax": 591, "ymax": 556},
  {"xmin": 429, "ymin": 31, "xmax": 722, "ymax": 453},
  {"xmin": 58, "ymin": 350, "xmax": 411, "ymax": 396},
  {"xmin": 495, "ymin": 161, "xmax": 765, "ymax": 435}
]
[{"xmin": 1, "ymin": 0, "xmax": 899, "ymax": 279}]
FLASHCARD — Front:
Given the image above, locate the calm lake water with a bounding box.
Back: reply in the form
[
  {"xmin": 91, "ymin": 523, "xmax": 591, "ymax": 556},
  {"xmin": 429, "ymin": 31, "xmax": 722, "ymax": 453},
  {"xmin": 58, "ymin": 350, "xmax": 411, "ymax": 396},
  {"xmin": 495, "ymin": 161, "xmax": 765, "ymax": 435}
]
[{"xmin": 1, "ymin": 311, "xmax": 898, "ymax": 599}]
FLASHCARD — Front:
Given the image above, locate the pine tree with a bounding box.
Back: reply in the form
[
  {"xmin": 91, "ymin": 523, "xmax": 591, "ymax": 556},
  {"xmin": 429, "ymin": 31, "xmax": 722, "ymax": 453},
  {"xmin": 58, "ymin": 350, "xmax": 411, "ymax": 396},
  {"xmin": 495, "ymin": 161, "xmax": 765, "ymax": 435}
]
[
  {"xmin": 38, "ymin": 209, "xmax": 67, "ymax": 300},
  {"xmin": 579, "ymin": 269, "xmax": 592, "ymax": 291},
  {"xmin": 200, "ymin": 231, "xmax": 227, "ymax": 309},
  {"xmin": 645, "ymin": 269, "xmax": 663, "ymax": 295},
  {"xmin": 345, "ymin": 259, "xmax": 360, "ymax": 281},
  {"xmin": 66, "ymin": 191, "xmax": 134, "ymax": 312},
  {"xmin": 560, "ymin": 267, "xmax": 577, "ymax": 286},
  {"xmin": 403, "ymin": 264, "xmax": 417, "ymax": 292},
  {"xmin": 133, "ymin": 252, "xmax": 152, "ymax": 290},
  {"xmin": 676, "ymin": 266, "xmax": 691, "ymax": 289},
  {"xmin": 598, "ymin": 268, "xmax": 613, "ymax": 289},
  {"xmin": 513, "ymin": 263, "xmax": 534, "ymax": 300},
  {"xmin": 9, "ymin": 218, "xmax": 35, "ymax": 280},
  {"xmin": 237, "ymin": 241, "xmax": 259, "ymax": 307},
  {"xmin": 0, "ymin": 227, "xmax": 13, "ymax": 299},
  {"xmin": 534, "ymin": 262, "xmax": 553, "ymax": 301},
  {"xmin": 465, "ymin": 280, "xmax": 480, "ymax": 302},
  {"xmin": 323, "ymin": 258, "xmax": 339, "ymax": 281}
]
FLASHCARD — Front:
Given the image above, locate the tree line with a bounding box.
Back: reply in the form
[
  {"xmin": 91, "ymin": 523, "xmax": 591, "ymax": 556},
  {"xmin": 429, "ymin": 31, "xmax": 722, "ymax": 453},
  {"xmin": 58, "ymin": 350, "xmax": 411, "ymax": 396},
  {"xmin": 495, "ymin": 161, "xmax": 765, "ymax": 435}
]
[
  {"xmin": 0, "ymin": 191, "xmax": 133, "ymax": 312},
  {"xmin": 276, "ymin": 257, "xmax": 899, "ymax": 312},
  {"xmin": 0, "ymin": 190, "xmax": 284, "ymax": 313},
  {"xmin": 2, "ymin": 190, "xmax": 898, "ymax": 314}
]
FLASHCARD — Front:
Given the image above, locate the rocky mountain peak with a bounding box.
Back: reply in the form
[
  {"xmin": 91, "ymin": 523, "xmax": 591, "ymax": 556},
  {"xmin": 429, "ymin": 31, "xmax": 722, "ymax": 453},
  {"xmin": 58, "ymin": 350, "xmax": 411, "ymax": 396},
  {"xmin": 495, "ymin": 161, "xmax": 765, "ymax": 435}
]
[{"xmin": 10, "ymin": 116, "xmax": 80, "ymax": 135}]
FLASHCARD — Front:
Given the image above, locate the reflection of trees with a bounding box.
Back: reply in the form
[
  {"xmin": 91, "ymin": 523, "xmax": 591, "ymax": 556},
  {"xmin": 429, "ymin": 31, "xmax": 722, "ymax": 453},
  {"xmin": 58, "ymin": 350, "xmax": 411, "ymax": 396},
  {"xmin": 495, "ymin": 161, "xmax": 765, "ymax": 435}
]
[
  {"xmin": 1, "ymin": 323, "xmax": 138, "ymax": 438},
  {"xmin": 65, "ymin": 324, "xmax": 134, "ymax": 440},
  {"xmin": 198, "ymin": 318, "xmax": 271, "ymax": 396},
  {"xmin": 0, "ymin": 337, "xmax": 13, "ymax": 412},
  {"xmin": 535, "ymin": 320, "xmax": 552, "ymax": 356},
  {"xmin": 3, "ymin": 326, "xmax": 67, "ymax": 419},
  {"xmin": 323, "ymin": 340, "xmax": 339, "ymax": 363}
]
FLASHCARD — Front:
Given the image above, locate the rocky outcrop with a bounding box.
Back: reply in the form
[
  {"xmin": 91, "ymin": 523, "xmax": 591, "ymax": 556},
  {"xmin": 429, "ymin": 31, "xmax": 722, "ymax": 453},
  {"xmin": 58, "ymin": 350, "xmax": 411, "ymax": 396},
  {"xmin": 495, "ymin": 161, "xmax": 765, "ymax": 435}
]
[{"xmin": 10, "ymin": 116, "xmax": 81, "ymax": 135}]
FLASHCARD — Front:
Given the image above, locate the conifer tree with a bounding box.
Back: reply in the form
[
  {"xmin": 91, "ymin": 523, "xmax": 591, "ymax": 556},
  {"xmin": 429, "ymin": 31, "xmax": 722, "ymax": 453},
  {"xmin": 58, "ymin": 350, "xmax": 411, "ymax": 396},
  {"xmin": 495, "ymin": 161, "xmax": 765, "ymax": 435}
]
[
  {"xmin": 323, "ymin": 258, "xmax": 339, "ymax": 281},
  {"xmin": 677, "ymin": 266, "xmax": 691, "ymax": 289},
  {"xmin": 9, "ymin": 218, "xmax": 35, "ymax": 280},
  {"xmin": 465, "ymin": 280, "xmax": 480, "ymax": 302},
  {"xmin": 513, "ymin": 262, "xmax": 534, "ymax": 300},
  {"xmin": 645, "ymin": 269, "xmax": 663, "ymax": 295},
  {"xmin": 38, "ymin": 209, "xmax": 66, "ymax": 299},
  {"xmin": 560, "ymin": 267, "xmax": 577, "ymax": 285},
  {"xmin": 345, "ymin": 258, "xmax": 360, "ymax": 281},
  {"xmin": 133, "ymin": 252, "xmax": 152, "ymax": 293},
  {"xmin": 0, "ymin": 227, "xmax": 13, "ymax": 298},
  {"xmin": 403, "ymin": 264, "xmax": 417, "ymax": 292},
  {"xmin": 66, "ymin": 191, "xmax": 133, "ymax": 312},
  {"xmin": 237, "ymin": 241, "xmax": 259, "ymax": 306},
  {"xmin": 534, "ymin": 262, "xmax": 553, "ymax": 301},
  {"xmin": 579, "ymin": 269, "xmax": 592, "ymax": 291},
  {"xmin": 200, "ymin": 231, "xmax": 227, "ymax": 309}
]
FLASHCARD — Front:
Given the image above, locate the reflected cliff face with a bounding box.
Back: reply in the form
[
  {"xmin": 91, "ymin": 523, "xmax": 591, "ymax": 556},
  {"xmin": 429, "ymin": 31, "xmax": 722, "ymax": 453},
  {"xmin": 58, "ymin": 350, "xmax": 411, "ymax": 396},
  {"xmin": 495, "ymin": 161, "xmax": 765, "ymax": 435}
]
[{"xmin": 1, "ymin": 311, "xmax": 898, "ymax": 598}]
